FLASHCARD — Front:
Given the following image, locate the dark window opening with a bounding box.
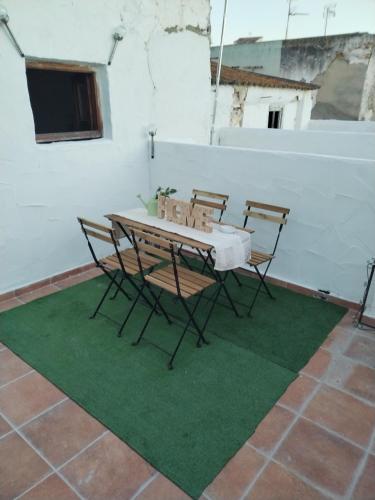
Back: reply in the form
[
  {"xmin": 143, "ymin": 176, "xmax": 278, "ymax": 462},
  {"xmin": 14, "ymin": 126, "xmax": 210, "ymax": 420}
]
[
  {"xmin": 268, "ymin": 110, "xmax": 282, "ymax": 129},
  {"xmin": 26, "ymin": 63, "xmax": 102, "ymax": 143}
]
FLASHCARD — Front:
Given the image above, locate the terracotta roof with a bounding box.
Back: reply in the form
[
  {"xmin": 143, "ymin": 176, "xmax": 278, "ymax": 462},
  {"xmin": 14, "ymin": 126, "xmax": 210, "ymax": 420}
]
[{"xmin": 211, "ymin": 61, "xmax": 319, "ymax": 91}]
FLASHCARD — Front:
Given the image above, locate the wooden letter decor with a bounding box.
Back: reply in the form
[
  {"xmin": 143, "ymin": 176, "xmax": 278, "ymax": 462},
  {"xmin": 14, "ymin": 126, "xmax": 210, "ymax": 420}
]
[
  {"xmin": 157, "ymin": 197, "xmax": 213, "ymax": 233},
  {"xmin": 157, "ymin": 196, "xmax": 167, "ymax": 219},
  {"xmin": 192, "ymin": 205, "xmax": 213, "ymax": 233}
]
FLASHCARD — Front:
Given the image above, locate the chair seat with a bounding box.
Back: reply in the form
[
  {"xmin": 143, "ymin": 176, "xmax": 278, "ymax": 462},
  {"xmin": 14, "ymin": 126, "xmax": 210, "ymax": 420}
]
[
  {"xmin": 101, "ymin": 248, "xmax": 160, "ymax": 275},
  {"xmin": 248, "ymin": 250, "xmax": 273, "ymax": 266},
  {"xmin": 145, "ymin": 265, "xmax": 216, "ymax": 298}
]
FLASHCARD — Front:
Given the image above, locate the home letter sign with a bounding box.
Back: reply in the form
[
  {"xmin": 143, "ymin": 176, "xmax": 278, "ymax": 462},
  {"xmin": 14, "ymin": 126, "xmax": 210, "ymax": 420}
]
[{"xmin": 157, "ymin": 197, "xmax": 213, "ymax": 233}]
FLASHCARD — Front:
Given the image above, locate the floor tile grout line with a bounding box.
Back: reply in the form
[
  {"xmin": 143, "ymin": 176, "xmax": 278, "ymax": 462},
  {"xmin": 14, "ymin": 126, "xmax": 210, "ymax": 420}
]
[
  {"xmin": 320, "ymin": 343, "xmax": 354, "ymax": 357},
  {"xmin": 301, "ymin": 353, "xmax": 375, "ymax": 407},
  {"xmin": 271, "ymin": 455, "xmax": 342, "ymax": 500},
  {"xmin": 201, "ymin": 492, "xmax": 212, "ymax": 500},
  {"xmin": 323, "ymin": 377, "xmax": 375, "ymax": 408},
  {"xmin": 15, "ymin": 470, "xmax": 57, "ymax": 500},
  {"xmin": 53, "ymin": 273, "xmax": 97, "ymax": 289},
  {"xmin": 354, "ymin": 327, "xmax": 375, "ymax": 339},
  {"xmin": 239, "ymin": 379, "xmax": 324, "ymax": 500},
  {"xmin": 292, "ymin": 354, "xmax": 375, "ymax": 499},
  {"xmin": 18, "ymin": 397, "xmax": 69, "ymax": 430},
  {"xmin": 297, "ymin": 414, "xmax": 372, "ymax": 452},
  {"xmin": 245, "ymin": 443, "xmax": 341, "ymax": 500},
  {"xmin": 0, "ymin": 369, "xmax": 36, "ymax": 390},
  {"xmin": 334, "ymin": 352, "xmax": 375, "ymax": 371},
  {"xmin": 0, "ymin": 298, "xmax": 24, "ymax": 311},
  {"xmin": 258, "ymin": 326, "xmax": 375, "ymax": 500},
  {"xmin": 17, "ymin": 284, "xmax": 62, "ymax": 304},
  {"xmin": 276, "ymin": 402, "xmax": 373, "ymax": 453},
  {"xmin": 319, "ymin": 332, "xmax": 375, "ymax": 404},
  {"xmin": 130, "ymin": 471, "xmax": 160, "ymax": 500},
  {"xmin": 247, "ymin": 357, "xmax": 375, "ymax": 500},
  {"xmin": 0, "ymin": 429, "xmax": 14, "ymax": 442},
  {"xmin": 354, "ymin": 330, "xmax": 375, "ymax": 342},
  {"xmin": 345, "ymin": 426, "xmax": 375, "ymax": 499},
  {"xmin": 0, "ymin": 408, "xmax": 85, "ymax": 500},
  {"xmin": 286, "ymin": 372, "xmax": 375, "ymax": 409},
  {"xmin": 1, "ymin": 273, "xmax": 98, "ymax": 309},
  {"xmin": 55, "ymin": 429, "xmax": 110, "ymax": 472}
]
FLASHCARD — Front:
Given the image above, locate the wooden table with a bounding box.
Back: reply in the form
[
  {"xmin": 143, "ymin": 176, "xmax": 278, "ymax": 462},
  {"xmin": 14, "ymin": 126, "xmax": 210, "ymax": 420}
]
[{"xmin": 106, "ymin": 208, "xmax": 251, "ymax": 272}]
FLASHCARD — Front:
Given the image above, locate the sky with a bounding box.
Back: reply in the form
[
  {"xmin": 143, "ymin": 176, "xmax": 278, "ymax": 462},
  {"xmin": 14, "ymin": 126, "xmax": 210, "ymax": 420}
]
[{"xmin": 210, "ymin": 0, "xmax": 375, "ymax": 45}]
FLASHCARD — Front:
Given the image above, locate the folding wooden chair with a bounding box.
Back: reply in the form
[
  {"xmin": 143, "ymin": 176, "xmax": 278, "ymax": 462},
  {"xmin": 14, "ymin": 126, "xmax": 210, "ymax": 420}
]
[
  {"xmin": 129, "ymin": 227, "xmax": 229, "ymax": 369},
  {"xmin": 191, "ymin": 189, "xmax": 229, "ymax": 223},
  {"xmin": 77, "ymin": 217, "xmax": 159, "ymax": 334},
  {"xmin": 241, "ymin": 201, "xmax": 290, "ymax": 316},
  {"xmin": 177, "ymin": 189, "xmax": 230, "ymax": 276}
]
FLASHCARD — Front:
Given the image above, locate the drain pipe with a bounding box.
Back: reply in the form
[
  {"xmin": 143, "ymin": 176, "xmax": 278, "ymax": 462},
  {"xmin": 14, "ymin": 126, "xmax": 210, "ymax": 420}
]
[{"xmin": 210, "ymin": 0, "xmax": 228, "ymax": 145}]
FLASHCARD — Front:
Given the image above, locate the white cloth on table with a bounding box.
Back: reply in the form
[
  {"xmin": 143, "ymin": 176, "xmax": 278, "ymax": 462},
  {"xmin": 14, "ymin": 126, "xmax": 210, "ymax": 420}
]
[{"xmin": 111, "ymin": 208, "xmax": 251, "ymax": 272}]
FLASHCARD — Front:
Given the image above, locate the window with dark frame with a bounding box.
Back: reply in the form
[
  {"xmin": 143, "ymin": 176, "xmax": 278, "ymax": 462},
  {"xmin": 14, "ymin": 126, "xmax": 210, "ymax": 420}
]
[
  {"xmin": 268, "ymin": 110, "xmax": 282, "ymax": 129},
  {"xmin": 26, "ymin": 62, "xmax": 103, "ymax": 143}
]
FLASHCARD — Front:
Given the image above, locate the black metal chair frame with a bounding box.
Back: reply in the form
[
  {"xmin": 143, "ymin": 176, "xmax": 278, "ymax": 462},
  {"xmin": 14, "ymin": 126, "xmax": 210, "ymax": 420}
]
[
  {"xmin": 178, "ymin": 190, "xmax": 228, "ymax": 272},
  {"xmin": 177, "ymin": 191, "xmax": 246, "ymax": 301},
  {"xmin": 241, "ymin": 201, "xmax": 290, "ymax": 316},
  {"xmin": 129, "ymin": 228, "xmax": 240, "ymax": 369},
  {"xmin": 357, "ymin": 259, "xmax": 375, "ymax": 328},
  {"xmin": 78, "ymin": 218, "xmax": 154, "ymax": 336}
]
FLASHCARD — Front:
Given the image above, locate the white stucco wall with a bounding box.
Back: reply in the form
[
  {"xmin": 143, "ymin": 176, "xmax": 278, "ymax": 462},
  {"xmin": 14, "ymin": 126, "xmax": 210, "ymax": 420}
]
[
  {"xmin": 212, "ymin": 86, "xmax": 234, "ymax": 130},
  {"xmin": 212, "ymin": 85, "xmax": 315, "ymax": 130},
  {"xmin": 308, "ymin": 119, "xmax": 375, "ymax": 133},
  {"xmin": 216, "ymin": 127, "xmax": 375, "ymax": 160},
  {"xmin": 0, "ymin": 0, "xmax": 211, "ymax": 294},
  {"xmin": 360, "ymin": 48, "xmax": 375, "ymax": 121},
  {"xmin": 151, "ymin": 140, "xmax": 375, "ymax": 310}
]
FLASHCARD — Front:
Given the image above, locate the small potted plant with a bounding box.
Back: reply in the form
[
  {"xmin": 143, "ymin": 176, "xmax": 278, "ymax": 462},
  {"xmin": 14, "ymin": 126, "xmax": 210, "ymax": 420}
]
[{"xmin": 137, "ymin": 186, "xmax": 177, "ymax": 216}]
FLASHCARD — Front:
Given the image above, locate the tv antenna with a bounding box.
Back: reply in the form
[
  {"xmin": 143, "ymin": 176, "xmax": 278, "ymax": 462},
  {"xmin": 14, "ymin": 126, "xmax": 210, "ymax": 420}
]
[
  {"xmin": 323, "ymin": 3, "xmax": 336, "ymax": 36},
  {"xmin": 285, "ymin": 0, "xmax": 309, "ymax": 40}
]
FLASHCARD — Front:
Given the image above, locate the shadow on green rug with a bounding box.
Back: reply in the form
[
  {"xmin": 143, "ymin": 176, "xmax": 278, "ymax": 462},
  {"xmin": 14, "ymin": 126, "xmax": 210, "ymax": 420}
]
[{"xmin": 0, "ymin": 272, "xmax": 346, "ymax": 498}]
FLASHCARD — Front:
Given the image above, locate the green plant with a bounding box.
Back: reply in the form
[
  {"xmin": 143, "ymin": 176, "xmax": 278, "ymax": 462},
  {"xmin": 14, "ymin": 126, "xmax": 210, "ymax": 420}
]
[{"xmin": 155, "ymin": 186, "xmax": 177, "ymax": 199}]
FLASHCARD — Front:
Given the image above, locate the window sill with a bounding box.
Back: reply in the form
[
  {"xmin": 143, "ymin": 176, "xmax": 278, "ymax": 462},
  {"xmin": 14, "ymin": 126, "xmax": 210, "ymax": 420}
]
[{"xmin": 36, "ymin": 130, "xmax": 102, "ymax": 144}]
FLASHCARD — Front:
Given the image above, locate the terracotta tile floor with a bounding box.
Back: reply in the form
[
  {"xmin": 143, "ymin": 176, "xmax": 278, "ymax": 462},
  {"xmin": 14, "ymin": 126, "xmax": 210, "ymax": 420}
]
[{"xmin": 0, "ymin": 270, "xmax": 374, "ymax": 499}]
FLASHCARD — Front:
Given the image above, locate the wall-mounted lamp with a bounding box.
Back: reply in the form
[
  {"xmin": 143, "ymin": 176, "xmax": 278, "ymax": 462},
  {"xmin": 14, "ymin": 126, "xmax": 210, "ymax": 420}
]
[
  {"xmin": 107, "ymin": 25, "xmax": 126, "ymax": 65},
  {"xmin": 0, "ymin": 5, "xmax": 24, "ymax": 57},
  {"xmin": 149, "ymin": 124, "xmax": 157, "ymax": 159}
]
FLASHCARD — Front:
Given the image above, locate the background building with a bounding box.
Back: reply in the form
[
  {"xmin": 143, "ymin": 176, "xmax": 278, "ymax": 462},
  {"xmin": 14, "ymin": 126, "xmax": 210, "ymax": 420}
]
[
  {"xmin": 211, "ymin": 62, "xmax": 318, "ymax": 130},
  {"xmin": 211, "ymin": 32, "xmax": 375, "ymax": 121}
]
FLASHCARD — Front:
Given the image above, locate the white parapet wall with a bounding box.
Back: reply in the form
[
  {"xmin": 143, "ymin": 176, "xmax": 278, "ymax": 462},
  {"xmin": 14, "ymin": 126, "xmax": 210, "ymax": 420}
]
[
  {"xmin": 0, "ymin": 0, "xmax": 211, "ymax": 294},
  {"xmin": 308, "ymin": 119, "xmax": 375, "ymax": 133},
  {"xmin": 216, "ymin": 127, "xmax": 375, "ymax": 160},
  {"xmin": 151, "ymin": 140, "xmax": 375, "ymax": 310}
]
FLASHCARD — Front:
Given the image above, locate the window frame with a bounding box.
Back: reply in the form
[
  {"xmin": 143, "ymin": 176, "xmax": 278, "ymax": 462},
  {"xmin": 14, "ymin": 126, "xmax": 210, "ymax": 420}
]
[
  {"xmin": 26, "ymin": 60, "xmax": 103, "ymax": 144},
  {"xmin": 268, "ymin": 108, "xmax": 283, "ymax": 129}
]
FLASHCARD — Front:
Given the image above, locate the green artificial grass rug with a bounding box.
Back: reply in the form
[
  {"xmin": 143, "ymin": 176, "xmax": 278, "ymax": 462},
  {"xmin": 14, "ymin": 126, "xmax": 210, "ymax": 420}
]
[{"xmin": 0, "ymin": 272, "xmax": 346, "ymax": 498}]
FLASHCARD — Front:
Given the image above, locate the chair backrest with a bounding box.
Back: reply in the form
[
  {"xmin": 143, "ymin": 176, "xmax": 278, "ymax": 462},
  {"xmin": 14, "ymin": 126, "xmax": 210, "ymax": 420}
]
[
  {"xmin": 243, "ymin": 200, "xmax": 290, "ymax": 255},
  {"xmin": 130, "ymin": 226, "xmax": 177, "ymax": 274},
  {"xmin": 77, "ymin": 217, "xmax": 120, "ymax": 266},
  {"xmin": 191, "ymin": 189, "xmax": 229, "ymax": 222}
]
